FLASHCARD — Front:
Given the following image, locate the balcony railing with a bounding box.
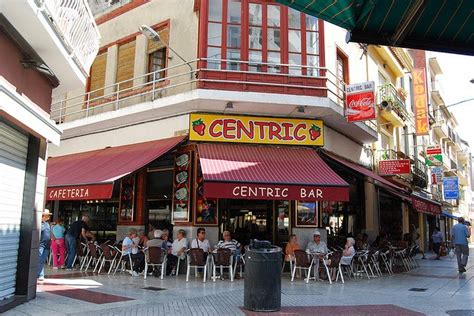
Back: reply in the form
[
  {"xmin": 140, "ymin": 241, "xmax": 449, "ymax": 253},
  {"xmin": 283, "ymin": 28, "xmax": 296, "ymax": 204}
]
[
  {"xmin": 377, "ymin": 83, "xmax": 409, "ymax": 121},
  {"xmin": 51, "ymin": 58, "xmax": 377, "ymax": 129},
  {"xmin": 412, "ymin": 158, "xmax": 428, "ymax": 188},
  {"xmin": 36, "ymin": 0, "xmax": 100, "ymax": 75},
  {"xmin": 377, "ymin": 149, "xmax": 410, "ymax": 161}
]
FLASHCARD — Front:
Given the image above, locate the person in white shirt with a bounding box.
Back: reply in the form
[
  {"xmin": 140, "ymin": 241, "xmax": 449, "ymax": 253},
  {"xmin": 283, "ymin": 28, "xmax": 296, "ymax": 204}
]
[
  {"xmin": 306, "ymin": 230, "xmax": 328, "ymax": 255},
  {"xmin": 122, "ymin": 228, "xmax": 144, "ymax": 276},
  {"xmin": 191, "ymin": 227, "xmax": 212, "ymax": 252},
  {"xmin": 167, "ymin": 229, "xmax": 188, "ymax": 275},
  {"xmin": 215, "ymin": 231, "xmax": 240, "ymax": 252}
]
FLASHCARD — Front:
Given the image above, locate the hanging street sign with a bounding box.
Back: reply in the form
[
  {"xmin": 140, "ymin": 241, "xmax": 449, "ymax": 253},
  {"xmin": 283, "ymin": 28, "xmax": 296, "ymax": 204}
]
[
  {"xmin": 443, "ymin": 177, "xmax": 459, "ymax": 200},
  {"xmin": 431, "ymin": 166, "xmax": 443, "ymax": 184},
  {"xmin": 379, "ymin": 159, "xmax": 411, "ymax": 176},
  {"xmin": 345, "ymin": 81, "xmax": 376, "ymax": 122}
]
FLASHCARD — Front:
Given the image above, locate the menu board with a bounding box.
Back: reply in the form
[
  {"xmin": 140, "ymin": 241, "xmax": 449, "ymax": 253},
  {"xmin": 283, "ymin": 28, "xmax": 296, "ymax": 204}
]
[
  {"xmin": 172, "ymin": 149, "xmax": 192, "ymax": 222},
  {"xmin": 119, "ymin": 174, "xmax": 135, "ymax": 222},
  {"xmin": 194, "ymin": 159, "xmax": 218, "ymax": 226}
]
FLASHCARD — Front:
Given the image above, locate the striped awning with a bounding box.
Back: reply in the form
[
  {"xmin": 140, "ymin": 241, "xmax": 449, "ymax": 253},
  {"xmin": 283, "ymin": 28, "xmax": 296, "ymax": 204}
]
[
  {"xmin": 197, "ymin": 143, "xmax": 349, "ymax": 201},
  {"xmin": 276, "ymin": 0, "xmax": 474, "ymax": 55}
]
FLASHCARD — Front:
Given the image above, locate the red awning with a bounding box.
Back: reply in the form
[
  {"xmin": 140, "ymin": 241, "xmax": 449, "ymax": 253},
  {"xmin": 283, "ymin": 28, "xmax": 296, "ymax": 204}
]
[
  {"xmin": 321, "ymin": 151, "xmax": 411, "ymax": 202},
  {"xmin": 412, "ymin": 194, "xmax": 442, "ymax": 215},
  {"xmin": 46, "ymin": 136, "xmax": 185, "ymax": 200},
  {"xmin": 198, "ymin": 143, "xmax": 349, "ymax": 201}
]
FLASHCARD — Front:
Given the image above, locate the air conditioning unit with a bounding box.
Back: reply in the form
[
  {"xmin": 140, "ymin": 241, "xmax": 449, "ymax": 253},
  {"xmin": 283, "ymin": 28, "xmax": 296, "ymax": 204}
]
[{"xmin": 380, "ymin": 100, "xmax": 392, "ymax": 111}]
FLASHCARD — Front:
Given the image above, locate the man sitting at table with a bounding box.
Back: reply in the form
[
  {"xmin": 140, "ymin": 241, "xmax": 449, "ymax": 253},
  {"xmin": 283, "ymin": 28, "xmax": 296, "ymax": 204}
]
[
  {"xmin": 215, "ymin": 231, "xmax": 241, "ymax": 252},
  {"xmin": 306, "ymin": 229, "xmax": 328, "ymax": 254}
]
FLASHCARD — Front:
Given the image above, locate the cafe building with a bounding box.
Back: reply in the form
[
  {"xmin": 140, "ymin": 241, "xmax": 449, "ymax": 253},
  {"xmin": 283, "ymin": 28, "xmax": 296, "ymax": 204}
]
[{"xmin": 46, "ymin": 113, "xmax": 375, "ymax": 247}]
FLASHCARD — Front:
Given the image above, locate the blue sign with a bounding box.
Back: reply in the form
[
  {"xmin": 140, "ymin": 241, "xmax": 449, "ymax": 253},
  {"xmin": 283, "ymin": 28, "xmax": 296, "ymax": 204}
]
[{"xmin": 443, "ymin": 177, "xmax": 459, "ymax": 200}]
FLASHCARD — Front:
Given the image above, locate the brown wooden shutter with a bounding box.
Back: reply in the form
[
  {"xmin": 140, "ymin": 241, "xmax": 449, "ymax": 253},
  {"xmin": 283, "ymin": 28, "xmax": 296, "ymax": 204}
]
[
  {"xmin": 117, "ymin": 40, "xmax": 136, "ymax": 90},
  {"xmin": 88, "ymin": 52, "xmax": 107, "ymax": 98},
  {"xmin": 147, "ymin": 28, "xmax": 169, "ymax": 54}
]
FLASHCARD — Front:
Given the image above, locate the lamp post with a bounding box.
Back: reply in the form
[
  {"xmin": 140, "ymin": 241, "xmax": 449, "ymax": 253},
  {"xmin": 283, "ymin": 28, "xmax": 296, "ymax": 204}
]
[{"xmin": 138, "ymin": 25, "xmax": 193, "ymax": 76}]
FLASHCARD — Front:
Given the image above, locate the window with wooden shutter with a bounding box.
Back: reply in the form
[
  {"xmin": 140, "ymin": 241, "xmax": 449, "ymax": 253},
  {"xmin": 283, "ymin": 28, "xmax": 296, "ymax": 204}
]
[
  {"xmin": 88, "ymin": 52, "xmax": 107, "ymax": 99},
  {"xmin": 147, "ymin": 27, "xmax": 169, "ymax": 82},
  {"xmin": 117, "ymin": 40, "xmax": 136, "ymax": 90}
]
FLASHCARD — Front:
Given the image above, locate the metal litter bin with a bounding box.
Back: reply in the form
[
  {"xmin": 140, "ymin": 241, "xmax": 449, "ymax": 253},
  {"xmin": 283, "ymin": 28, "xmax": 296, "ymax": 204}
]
[{"xmin": 243, "ymin": 240, "xmax": 282, "ymax": 312}]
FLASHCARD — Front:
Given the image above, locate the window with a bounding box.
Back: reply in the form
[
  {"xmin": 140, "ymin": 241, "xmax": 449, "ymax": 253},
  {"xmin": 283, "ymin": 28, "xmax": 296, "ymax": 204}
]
[
  {"xmin": 88, "ymin": 52, "xmax": 107, "ymax": 98},
  {"xmin": 116, "ymin": 40, "xmax": 136, "ymax": 90},
  {"xmin": 204, "ymin": 0, "xmax": 320, "ymax": 76},
  {"xmin": 148, "ymin": 48, "xmax": 167, "ymax": 82},
  {"xmin": 336, "ymin": 48, "xmax": 348, "ymax": 101}
]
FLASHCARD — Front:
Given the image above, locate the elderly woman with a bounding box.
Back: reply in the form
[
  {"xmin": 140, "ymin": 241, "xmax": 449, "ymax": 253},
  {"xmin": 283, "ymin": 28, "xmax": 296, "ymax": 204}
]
[
  {"xmin": 340, "ymin": 237, "xmax": 356, "ymax": 265},
  {"xmin": 122, "ymin": 228, "xmax": 145, "ymax": 276}
]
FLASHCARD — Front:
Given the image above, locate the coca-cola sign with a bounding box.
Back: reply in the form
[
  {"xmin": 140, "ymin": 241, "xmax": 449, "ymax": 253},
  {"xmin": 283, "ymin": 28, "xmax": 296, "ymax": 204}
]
[{"xmin": 345, "ymin": 81, "xmax": 376, "ymax": 122}]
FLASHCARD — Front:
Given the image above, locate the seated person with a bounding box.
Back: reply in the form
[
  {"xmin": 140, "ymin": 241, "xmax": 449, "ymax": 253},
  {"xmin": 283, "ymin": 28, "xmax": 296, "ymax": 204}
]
[
  {"xmin": 191, "ymin": 227, "xmax": 212, "ymax": 253},
  {"xmin": 306, "ymin": 230, "xmax": 328, "ymax": 256},
  {"xmin": 215, "ymin": 230, "xmax": 241, "ymax": 253},
  {"xmin": 122, "ymin": 228, "xmax": 145, "ymax": 276},
  {"xmin": 167, "ymin": 229, "xmax": 188, "ymax": 275},
  {"xmin": 340, "ymin": 237, "xmax": 356, "ymax": 265},
  {"xmin": 285, "ymin": 234, "xmax": 300, "ymax": 261},
  {"xmin": 161, "ymin": 230, "xmax": 172, "ymax": 252},
  {"xmin": 137, "ymin": 229, "xmax": 149, "ymax": 248},
  {"xmin": 146, "ymin": 229, "xmax": 163, "ymax": 248}
]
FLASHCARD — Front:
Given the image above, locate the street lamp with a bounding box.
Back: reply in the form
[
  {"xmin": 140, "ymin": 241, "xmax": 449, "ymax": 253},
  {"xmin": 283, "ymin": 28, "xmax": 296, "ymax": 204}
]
[{"xmin": 138, "ymin": 25, "xmax": 193, "ymax": 76}]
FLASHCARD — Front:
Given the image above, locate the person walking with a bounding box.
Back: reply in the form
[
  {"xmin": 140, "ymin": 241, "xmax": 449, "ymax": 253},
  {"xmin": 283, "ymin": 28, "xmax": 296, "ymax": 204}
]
[
  {"xmin": 452, "ymin": 217, "xmax": 471, "ymax": 273},
  {"xmin": 38, "ymin": 209, "xmax": 52, "ymax": 281},
  {"xmin": 65, "ymin": 215, "xmax": 95, "ymax": 270},
  {"xmin": 51, "ymin": 218, "xmax": 66, "ymax": 269},
  {"xmin": 431, "ymin": 227, "xmax": 443, "ymax": 260}
]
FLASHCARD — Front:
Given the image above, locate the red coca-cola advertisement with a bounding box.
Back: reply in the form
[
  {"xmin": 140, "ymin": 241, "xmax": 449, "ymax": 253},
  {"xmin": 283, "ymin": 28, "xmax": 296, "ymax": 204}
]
[{"xmin": 345, "ymin": 81, "xmax": 376, "ymax": 122}]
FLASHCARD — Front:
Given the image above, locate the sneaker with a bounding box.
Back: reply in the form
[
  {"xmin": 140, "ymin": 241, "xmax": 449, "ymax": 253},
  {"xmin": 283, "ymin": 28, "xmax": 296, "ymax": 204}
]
[
  {"xmin": 52, "ymin": 267, "xmax": 59, "ymax": 270},
  {"xmin": 171, "ymin": 269, "xmax": 176, "ymax": 276},
  {"xmin": 38, "ymin": 276, "xmax": 45, "ymax": 281},
  {"xmin": 459, "ymin": 267, "xmax": 466, "ymax": 273},
  {"xmin": 132, "ymin": 271, "xmax": 139, "ymax": 277},
  {"xmin": 66, "ymin": 268, "xmax": 73, "ymax": 271}
]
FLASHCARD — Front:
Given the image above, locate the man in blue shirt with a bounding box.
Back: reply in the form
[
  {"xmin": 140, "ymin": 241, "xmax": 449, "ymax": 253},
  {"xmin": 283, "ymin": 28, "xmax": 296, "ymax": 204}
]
[
  {"xmin": 38, "ymin": 209, "xmax": 52, "ymax": 281},
  {"xmin": 451, "ymin": 217, "xmax": 471, "ymax": 273}
]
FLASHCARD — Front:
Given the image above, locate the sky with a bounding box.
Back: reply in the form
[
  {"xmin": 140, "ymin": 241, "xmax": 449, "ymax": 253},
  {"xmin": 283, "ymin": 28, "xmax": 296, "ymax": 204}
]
[{"xmin": 431, "ymin": 52, "xmax": 474, "ymax": 147}]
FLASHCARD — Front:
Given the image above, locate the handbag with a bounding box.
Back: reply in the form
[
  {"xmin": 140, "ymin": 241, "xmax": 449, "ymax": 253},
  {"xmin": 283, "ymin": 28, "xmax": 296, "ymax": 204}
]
[{"xmin": 448, "ymin": 248, "xmax": 455, "ymax": 259}]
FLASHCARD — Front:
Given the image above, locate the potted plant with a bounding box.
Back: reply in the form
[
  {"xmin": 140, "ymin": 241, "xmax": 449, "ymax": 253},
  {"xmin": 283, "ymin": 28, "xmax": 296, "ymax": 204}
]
[{"xmin": 397, "ymin": 87, "xmax": 408, "ymax": 100}]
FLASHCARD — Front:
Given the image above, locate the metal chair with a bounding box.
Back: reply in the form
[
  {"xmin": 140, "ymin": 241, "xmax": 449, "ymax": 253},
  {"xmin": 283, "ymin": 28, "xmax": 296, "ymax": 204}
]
[
  {"xmin": 144, "ymin": 247, "xmax": 167, "ymax": 279},
  {"xmin": 97, "ymin": 243, "xmax": 118, "ymax": 274},
  {"xmin": 85, "ymin": 242, "xmax": 102, "ymax": 272},
  {"xmin": 113, "ymin": 246, "xmax": 134, "ymax": 275},
  {"xmin": 291, "ymin": 250, "xmax": 315, "ymax": 283},
  {"xmin": 186, "ymin": 248, "xmax": 209, "ymax": 282},
  {"xmin": 325, "ymin": 251, "xmax": 344, "ymax": 284},
  {"xmin": 211, "ymin": 248, "xmax": 234, "ymax": 282}
]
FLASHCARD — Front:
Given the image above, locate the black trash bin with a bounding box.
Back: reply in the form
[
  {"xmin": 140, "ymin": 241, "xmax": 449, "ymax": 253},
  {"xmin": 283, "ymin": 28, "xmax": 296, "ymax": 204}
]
[{"xmin": 243, "ymin": 241, "xmax": 282, "ymax": 312}]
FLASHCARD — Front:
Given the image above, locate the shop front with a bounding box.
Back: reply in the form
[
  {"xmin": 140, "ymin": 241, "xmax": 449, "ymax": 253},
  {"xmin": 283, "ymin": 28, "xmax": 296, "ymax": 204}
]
[
  {"xmin": 46, "ymin": 136, "xmax": 186, "ymax": 240},
  {"xmin": 411, "ymin": 193, "xmax": 442, "ymax": 252},
  {"xmin": 170, "ymin": 114, "xmax": 350, "ymax": 247}
]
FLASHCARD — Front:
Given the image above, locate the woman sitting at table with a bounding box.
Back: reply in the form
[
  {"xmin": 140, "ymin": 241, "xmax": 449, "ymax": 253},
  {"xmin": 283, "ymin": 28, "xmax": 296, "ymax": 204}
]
[
  {"xmin": 285, "ymin": 234, "xmax": 300, "ymax": 261},
  {"xmin": 340, "ymin": 237, "xmax": 356, "ymax": 265},
  {"xmin": 122, "ymin": 228, "xmax": 145, "ymax": 276}
]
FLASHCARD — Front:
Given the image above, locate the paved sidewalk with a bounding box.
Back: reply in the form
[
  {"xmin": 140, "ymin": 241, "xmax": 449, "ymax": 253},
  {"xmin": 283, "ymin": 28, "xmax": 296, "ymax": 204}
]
[{"xmin": 5, "ymin": 248, "xmax": 474, "ymax": 316}]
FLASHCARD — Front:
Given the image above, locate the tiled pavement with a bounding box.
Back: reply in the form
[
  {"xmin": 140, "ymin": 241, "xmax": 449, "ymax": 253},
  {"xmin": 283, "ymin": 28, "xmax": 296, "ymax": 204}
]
[{"xmin": 5, "ymin": 248, "xmax": 474, "ymax": 316}]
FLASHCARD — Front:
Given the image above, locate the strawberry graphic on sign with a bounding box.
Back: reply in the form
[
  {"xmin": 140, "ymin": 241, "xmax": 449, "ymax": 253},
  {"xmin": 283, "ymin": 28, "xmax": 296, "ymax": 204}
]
[
  {"xmin": 192, "ymin": 118, "xmax": 206, "ymax": 136},
  {"xmin": 309, "ymin": 124, "xmax": 321, "ymax": 141}
]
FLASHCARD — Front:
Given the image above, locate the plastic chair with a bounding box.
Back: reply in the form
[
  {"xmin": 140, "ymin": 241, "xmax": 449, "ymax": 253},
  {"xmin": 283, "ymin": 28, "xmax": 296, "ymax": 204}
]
[
  {"xmin": 97, "ymin": 243, "xmax": 118, "ymax": 274},
  {"xmin": 144, "ymin": 247, "xmax": 167, "ymax": 279},
  {"xmin": 325, "ymin": 251, "xmax": 344, "ymax": 284},
  {"xmin": 113, "ymin": 246, "xmax": 134, "ymax": 275},
  {"xmin": 291, "ymin": 250, "xmax": 314, "ymax": 283},
  {"xmin": 85, "ymin": 242, "xmax": 102, "ymax": 272},
  {"xmin": 211, "ymin": 248, "xmax": 234, "ymax": 282},
  {"xmin": 186, "ymin": 248, "xmax": 209, "ymax": 282}
]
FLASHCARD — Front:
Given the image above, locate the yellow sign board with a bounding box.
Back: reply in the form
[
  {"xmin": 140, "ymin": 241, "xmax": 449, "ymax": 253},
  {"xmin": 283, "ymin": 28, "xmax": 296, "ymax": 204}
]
[
  {"xmin": 412, "ymin": 68, "xmax": 429, "ymax": 135},
  {"xmin": 189, "ymin": 114, "xmax": 324, "ymax": 146}
]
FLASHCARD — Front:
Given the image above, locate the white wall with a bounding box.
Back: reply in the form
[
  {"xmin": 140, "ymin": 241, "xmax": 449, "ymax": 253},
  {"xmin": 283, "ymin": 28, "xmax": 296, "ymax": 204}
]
[
  {"xmin": 48, "ymin": 114, "xmax": 189, "ymax": 157},
  {"xmin": 324, "ymin": 126, "xmax": 370, "ymax": 166}
]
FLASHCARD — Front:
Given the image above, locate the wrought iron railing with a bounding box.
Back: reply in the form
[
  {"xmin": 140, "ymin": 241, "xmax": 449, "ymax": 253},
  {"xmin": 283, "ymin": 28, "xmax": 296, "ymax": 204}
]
[
  {"xmin": 412, "ymin": 158, "xmax": 428, "ymax": 188},
  {"xmin": 377, "ymin": 83, "xmax": 409, "ymax": 121},
  {"xmin": 50, "ymin": 58, "xmax": 375, "ymax": 133},
  {"xmin": 36, "ymin": 0, "xmax": 100, "ymax": 75}
]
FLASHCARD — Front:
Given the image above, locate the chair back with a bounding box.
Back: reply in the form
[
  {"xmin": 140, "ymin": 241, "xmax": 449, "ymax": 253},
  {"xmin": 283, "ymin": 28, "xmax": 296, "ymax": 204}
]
[
  {"xmin": 329, "ymin": 251, "xmax": 342, "ymax": 268},
  {"xmin": 214, "ymin": 248, "xmax": 232, "ymax": 266},
  {"xmin": 88, "ymin": 242, "xmax": 100, "ymax": 259},
  {"xmin": 188, "ymin": 248, "xmax": 206, "ymax": 266},
  {"xmin": 293, "ymin": 249, "xmax": 311, "ymax": 268},
  {"xmin": 100, "ymin": 243, "xmax": 113, "ymax": 260},
  {"xmin": 77, "ymin": 242, "xmax": 85, "ymax": 256},
  {"xmin": 148, "ymin": 247, "xmax": 166, "ymax": 264}
]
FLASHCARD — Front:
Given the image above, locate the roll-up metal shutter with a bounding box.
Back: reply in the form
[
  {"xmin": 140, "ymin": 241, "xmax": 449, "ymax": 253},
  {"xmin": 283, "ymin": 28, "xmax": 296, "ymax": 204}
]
[{"xmin": 0, "ymin": 121, "xmax": 28, "ymax": 301}]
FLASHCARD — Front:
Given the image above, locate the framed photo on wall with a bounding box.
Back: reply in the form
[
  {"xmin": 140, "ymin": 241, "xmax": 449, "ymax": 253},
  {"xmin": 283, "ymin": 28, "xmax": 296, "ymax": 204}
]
[
  {"xmin": 194, "ymin": 198, "xmax": 218, "ymax": 226},
  {"xmin": 119, "ymin": 174, "xmax": 135, "ymax": 222},
  {"xmin": 172, "ymin": 149, "xmax": 192, "ymax": 222},
  {"xmin": 295, "ymin": 201, "xmax": 318, "ymax": 227}
]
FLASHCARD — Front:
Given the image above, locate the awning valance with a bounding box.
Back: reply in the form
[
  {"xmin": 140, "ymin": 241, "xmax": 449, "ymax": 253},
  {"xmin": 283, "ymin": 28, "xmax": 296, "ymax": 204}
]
[
  {"xmin": 276, "ymin": 0, "xmax": 474, "ymax": 56},
  {"xmin": 46, "ymin": 136, "xmax": 185, "ymax": 200},
  {"xmin": 197, "ymin": 143, "xmax": 349, "ymax": 201},
  {"xmin": 412, "ymin": 194, "xmax": 442, "ymax": 215},
  {"xmin": 321, "ymin": 151, "xmax": 411, "ymax": 202}
]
